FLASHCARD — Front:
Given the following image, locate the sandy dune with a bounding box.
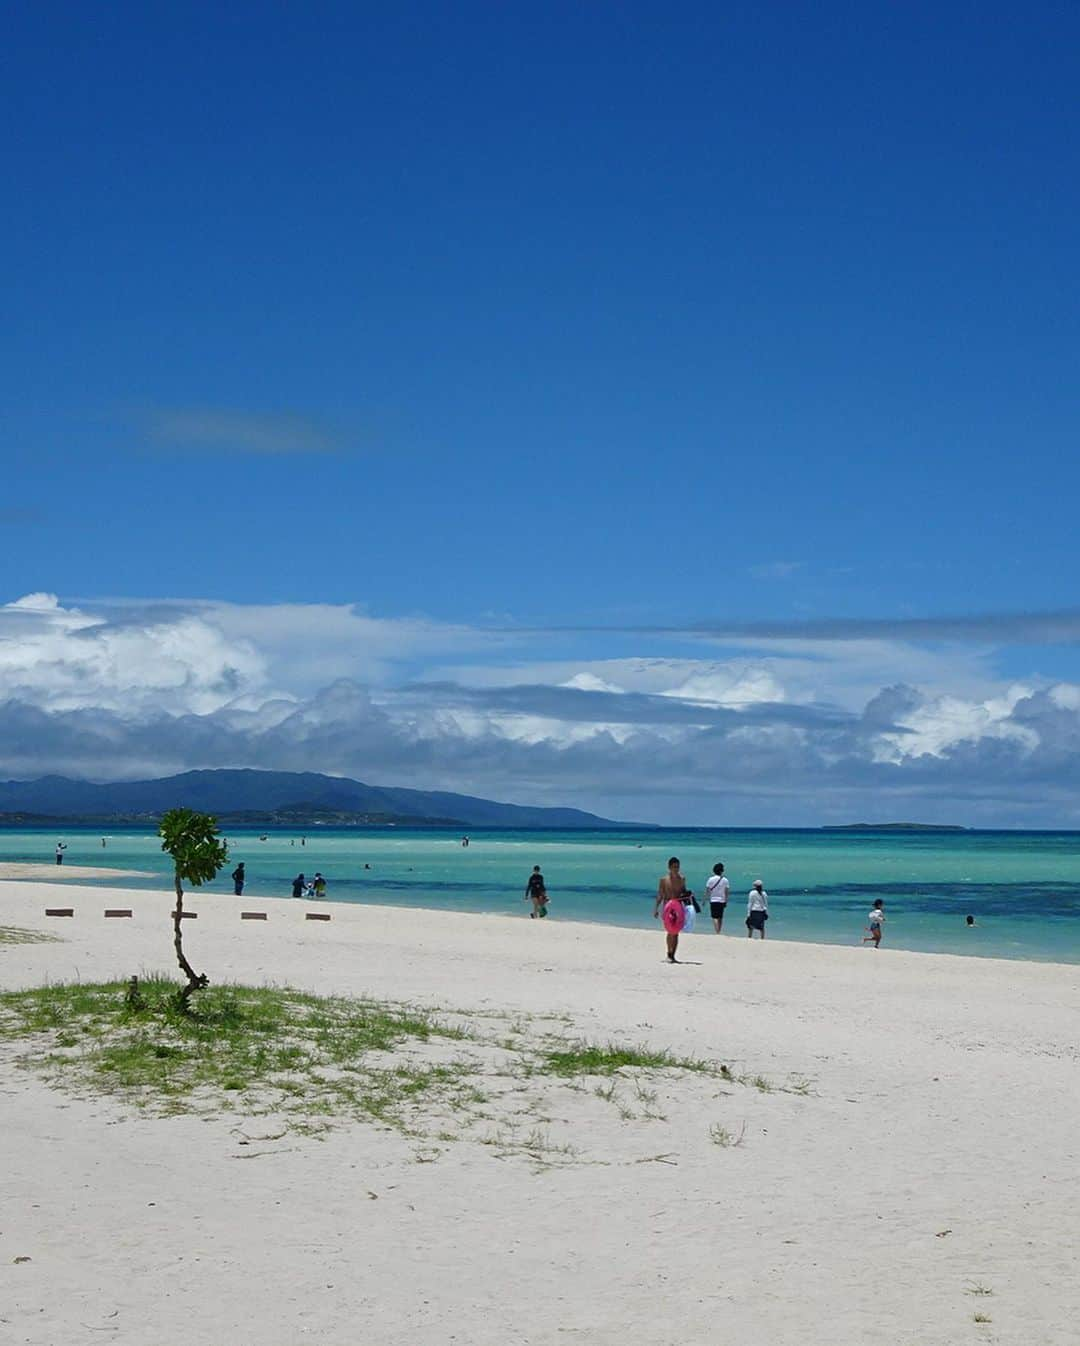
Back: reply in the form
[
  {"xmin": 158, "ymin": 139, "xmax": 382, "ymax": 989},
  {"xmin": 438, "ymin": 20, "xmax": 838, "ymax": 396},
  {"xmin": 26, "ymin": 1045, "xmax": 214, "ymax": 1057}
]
[{"xmin": 2, "ymin": 880, "xmax": 1078, "ymax": 1345}]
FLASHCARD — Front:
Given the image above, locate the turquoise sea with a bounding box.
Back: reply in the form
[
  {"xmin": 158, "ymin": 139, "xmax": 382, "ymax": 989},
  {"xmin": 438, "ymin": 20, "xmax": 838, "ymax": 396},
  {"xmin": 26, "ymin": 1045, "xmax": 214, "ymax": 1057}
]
[{"xmin": 5, "ymin": 825, "xmax": 1080, "ymax": 964}]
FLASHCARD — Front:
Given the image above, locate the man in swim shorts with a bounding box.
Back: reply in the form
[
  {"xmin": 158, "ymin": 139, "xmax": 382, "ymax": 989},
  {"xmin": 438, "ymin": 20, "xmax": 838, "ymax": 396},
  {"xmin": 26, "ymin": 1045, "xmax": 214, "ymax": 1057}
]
[{"xmin": 654, "ymin": 856, "xmax": 687, "ymax": 963}]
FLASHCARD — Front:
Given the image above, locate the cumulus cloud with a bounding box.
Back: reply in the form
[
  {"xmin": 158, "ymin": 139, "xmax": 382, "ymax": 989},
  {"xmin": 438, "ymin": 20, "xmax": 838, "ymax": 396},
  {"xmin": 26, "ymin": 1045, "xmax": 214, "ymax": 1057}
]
[{"xmin": 4, "ymin": 593, "xmax": 1080, "ymax": 825}]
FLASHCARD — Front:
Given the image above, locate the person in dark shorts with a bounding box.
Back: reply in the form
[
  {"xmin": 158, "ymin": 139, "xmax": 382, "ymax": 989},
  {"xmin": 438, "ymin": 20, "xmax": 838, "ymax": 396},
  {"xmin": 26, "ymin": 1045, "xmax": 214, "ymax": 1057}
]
[
  {"xmin": 746, "ymin": 880, "xmax": 769, "ymax": 938},
  {"xmin": 55, "ymin": 842, "xmax": 67, "ymax": 865},
  {"xmin": 705, "ymin": 862, "xmax": 729, "ymax": 932},
  {"xmin": 232, "ymin": 862, "xmax": 245, "ymax": 896},
  {"xmin": 524, "ymin": 866, "xmax": 548, "ymax": 917}
]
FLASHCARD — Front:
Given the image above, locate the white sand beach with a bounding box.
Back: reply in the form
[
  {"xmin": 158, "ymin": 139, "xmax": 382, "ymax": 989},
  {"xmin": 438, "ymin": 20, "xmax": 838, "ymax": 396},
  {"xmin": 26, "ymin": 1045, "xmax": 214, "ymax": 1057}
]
[
  {"xmin": 0, "ymin": 863, "xmax": 155, "ymax": 881},
  {"xmin": 2, "ymin": 878, "xmax": 1079, "ymax": 1345}
]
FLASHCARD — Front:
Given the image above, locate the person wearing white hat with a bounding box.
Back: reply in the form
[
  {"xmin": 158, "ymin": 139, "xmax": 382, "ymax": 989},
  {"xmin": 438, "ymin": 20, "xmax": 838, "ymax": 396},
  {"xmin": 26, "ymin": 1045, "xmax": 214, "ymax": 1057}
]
[{"xmin": 746, "ymin": 880, "xmax": 769, "ymax": 938}]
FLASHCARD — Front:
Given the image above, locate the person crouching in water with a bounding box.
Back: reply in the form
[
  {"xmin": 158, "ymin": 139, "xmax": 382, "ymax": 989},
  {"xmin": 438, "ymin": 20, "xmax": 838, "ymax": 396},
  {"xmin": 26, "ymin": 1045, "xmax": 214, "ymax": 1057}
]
[
  {"xmin": 746, "ymin": 880, "xmax": 769, "ymax": 938},
  {"xmin": 863, "ymin": 900, "xmax": 885, "ymax": 947},
  {"xmin": 655, "ymin": 856, "xmax": 688, "ymax": 963}
]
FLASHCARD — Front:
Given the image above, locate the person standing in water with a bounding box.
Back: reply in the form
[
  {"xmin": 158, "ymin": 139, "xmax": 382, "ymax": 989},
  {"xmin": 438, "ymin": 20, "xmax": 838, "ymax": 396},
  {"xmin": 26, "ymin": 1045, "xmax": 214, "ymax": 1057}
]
[
  {"xmin": 862, "ymin": 899, "xmax": 885, "ymax": 947},
  {"xmin": 232, "ymin": 862, "xmax": 245, "ymax": 896},
  {"xmin": 524, "ymin": 866, "xmax": 548, "ymax": 917},
  {"xmin": 291, "ymin": 873, "xmax": 305, "ymax": 899},
  {"xmin": 705, "ymin": 862, "xmax": 729, "ymax": 932},
  {"xmin": 654, "ymin": 856, "xmax": 687, "ymax": 963},
  {"xmin": 746, "ymin": 880, "xmax": 769, "ymax": 938},
  {"xmin": 55, "ymin": 842, "xmax": 67, "ymax": 865}
]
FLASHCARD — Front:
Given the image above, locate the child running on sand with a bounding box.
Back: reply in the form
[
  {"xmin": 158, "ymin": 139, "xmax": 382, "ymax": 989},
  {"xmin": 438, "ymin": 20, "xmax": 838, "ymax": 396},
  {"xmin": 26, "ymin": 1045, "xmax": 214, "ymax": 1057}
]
[{"xmin": 862, "ymin": 900, "xmax": 885, "ymax": 947}]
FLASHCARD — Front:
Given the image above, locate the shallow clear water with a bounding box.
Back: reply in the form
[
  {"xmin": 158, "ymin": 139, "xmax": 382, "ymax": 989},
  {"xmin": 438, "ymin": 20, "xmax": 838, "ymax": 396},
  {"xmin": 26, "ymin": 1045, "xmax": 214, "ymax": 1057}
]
[{"xmin": 5, "ymin": 825, "xmax": 1080, "ymax": 963}]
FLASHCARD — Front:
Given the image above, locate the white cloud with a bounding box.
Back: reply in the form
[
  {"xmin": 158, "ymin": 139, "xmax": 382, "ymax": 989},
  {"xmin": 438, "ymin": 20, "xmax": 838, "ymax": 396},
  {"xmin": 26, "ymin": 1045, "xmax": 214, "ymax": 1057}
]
[
  {"xmin": 0, "ymin": 593, "xmax": 268, "ymax": 714},
  {"xmin": 747, "ymin": 560, "xmax": 804, "ymax": 580},
  {"xmin": 4, "ymin": 592, "xmax": 1080, "ymax": 825},
  {"xmin": 145, "ymin": 407, "xmax": 341, "ymax": 455}
]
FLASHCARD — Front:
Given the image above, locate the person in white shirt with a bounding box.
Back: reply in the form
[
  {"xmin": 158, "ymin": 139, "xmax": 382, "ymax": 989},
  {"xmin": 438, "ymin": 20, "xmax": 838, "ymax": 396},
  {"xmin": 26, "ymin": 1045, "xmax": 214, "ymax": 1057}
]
[
  {"xmin": 705, "ymin": 862, "xmax": 730, "ymax": 933},
  {"xmin": 746, "ymin": 880, "xmax": 769, "ymax": 938},
  {"xmin": 862, "ymin": 900, "xmax": 885, "ymax": 947}
]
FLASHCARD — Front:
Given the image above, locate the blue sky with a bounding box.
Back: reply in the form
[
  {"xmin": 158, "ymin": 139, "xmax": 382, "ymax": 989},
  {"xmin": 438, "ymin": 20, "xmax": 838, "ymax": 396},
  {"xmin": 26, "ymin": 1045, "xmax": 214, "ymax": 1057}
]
[{"xmin": 4, "ymin": 3, "xmax": 1080, "ymax": 823}]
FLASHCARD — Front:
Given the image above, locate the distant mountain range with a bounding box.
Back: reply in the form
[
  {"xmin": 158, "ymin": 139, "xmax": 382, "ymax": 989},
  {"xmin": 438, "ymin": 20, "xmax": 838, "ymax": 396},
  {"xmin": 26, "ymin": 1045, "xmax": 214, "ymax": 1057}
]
[{"xmin": 0, "ymin": 769, "xmax": 636, "ymax": 829}]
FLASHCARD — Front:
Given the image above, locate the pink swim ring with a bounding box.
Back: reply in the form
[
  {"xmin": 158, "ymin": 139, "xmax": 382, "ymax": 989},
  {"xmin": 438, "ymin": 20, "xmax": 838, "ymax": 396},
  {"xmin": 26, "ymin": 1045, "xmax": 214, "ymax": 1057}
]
[{"xmin": 661, "ymin": 898, "xmax": 686, "ymax": 934}]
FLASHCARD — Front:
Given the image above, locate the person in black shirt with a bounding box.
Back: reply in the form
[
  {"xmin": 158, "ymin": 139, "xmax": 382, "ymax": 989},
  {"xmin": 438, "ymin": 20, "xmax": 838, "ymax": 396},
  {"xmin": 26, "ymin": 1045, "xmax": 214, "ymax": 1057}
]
[
  {"xmin": 232, "ymin": 862, "xmax": 245, "ymax": 896},
  {"xmin": 524, "ymin": 866, "xmax": 548, "ymax": 918},
  {"xmin": 291, "ymin": 873, "xmax": 305, "ymax": 899}
]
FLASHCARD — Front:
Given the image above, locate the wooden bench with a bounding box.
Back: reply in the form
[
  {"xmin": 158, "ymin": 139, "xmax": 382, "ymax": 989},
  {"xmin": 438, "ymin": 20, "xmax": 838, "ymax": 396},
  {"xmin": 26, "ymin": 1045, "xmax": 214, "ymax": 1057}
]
[
  {"xmin": 305, "ymin": 912, "xmax": 332, "ymax": 921},
  {"xmin": 241, "ymin": 911, "xmax": 267, "ymax": 921},
  {"xmin": 104, "ymin": 909, "xmax": 133, "ymax": 918},
  {"xmin": 45, "ymin": 908, "xmax": 74, "ymax": 917}
]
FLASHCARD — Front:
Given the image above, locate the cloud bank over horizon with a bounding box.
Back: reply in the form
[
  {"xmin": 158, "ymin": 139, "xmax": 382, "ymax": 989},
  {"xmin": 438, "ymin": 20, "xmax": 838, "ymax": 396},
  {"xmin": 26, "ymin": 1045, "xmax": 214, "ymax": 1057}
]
[{"xmin": 3, "ymin": 592, "xmax": 1080, "ymax": 827}]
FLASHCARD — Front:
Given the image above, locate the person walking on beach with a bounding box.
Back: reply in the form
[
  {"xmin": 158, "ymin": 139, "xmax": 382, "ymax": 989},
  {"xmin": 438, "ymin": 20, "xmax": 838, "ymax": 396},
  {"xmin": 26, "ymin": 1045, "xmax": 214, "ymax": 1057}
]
[
  {"xmin": 291, "ymin": 873, "xmax": 305, "ymax": 899},
  {"xmin": 705, "ymin": 862, "xmax": 729, "ymax": 932},
  {"xmin": 655, "ymin": 856, "xmax": 688, "ymax": 963},
  {"xmin": 55, "ymin": 842, "xmax": 67, "ymax": 865},
  {"xmin": 746, "ymin": 880, "xmax": 768, "ymax": 938},
  {"xmin": 863, "ymin": 899, "xmax": 885, "ymax": 947},
  {"xmin": 524, "ymin": 866, "xmax": 548, "ymax": 917},
  {"xmin": 232, "ymin": 862, "xmax": 245, "ymax": 896}
]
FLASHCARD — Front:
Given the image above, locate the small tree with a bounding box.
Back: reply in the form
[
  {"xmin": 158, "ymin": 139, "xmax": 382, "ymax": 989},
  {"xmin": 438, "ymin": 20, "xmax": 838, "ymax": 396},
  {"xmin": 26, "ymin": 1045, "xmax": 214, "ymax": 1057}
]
[{"xmin": 159, "ymin": 807, "xmax": 228, "ymax": 1006}]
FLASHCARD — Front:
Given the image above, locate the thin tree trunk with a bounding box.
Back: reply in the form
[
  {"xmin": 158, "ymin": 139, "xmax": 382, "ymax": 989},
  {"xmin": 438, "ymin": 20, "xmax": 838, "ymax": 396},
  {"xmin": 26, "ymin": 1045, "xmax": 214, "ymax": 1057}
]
[{"xmin": 173, "ymin": 872, "xmax": 208, "ymax": 1005}]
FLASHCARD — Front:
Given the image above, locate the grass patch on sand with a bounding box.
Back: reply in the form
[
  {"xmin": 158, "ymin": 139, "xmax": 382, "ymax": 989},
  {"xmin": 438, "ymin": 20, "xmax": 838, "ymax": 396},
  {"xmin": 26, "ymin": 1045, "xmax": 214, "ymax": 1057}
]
[
  {"xmin": 538, "ymin": 1041, "xmax": 718, "ymax": 1078},
  {"xmin": 0, "ymin": 978, "xmax": 480, "ymax": 1136},
  {"xmin": 0, "ymin": 926, "xmax": 60, "ymax": 946},
  {"xmin": 0, "ymin": 980, "xmax": 809, "ymax": 1163},
  {"xmin": 708, "ymin": 1121, "xmax": 747, "ymax": 1148}
]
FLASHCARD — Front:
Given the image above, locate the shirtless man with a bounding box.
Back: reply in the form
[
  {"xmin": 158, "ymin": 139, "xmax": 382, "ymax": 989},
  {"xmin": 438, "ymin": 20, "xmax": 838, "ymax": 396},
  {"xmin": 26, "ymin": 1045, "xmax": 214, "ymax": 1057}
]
[{"xmin": 654, "ymin": 856, "xmax": 687, "ymax": 963}]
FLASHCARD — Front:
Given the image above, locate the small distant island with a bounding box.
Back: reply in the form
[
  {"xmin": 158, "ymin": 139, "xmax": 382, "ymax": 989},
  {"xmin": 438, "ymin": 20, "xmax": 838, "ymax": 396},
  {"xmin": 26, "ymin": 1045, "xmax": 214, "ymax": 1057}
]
[{"xmin": 823, "ymin": 822, "xmax": 970, "ymax": 832}]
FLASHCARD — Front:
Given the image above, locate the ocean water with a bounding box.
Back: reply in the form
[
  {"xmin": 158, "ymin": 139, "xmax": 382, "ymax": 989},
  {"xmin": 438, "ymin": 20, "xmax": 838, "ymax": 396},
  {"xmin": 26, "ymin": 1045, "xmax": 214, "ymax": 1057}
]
[{"xmin": 4, "ymin": 825, "xmax": 1080, "ymax": 964}]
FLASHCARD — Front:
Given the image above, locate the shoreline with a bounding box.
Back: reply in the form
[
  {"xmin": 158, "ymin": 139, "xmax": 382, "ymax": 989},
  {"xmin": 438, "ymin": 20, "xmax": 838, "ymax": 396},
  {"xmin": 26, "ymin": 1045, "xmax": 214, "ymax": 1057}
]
[
  {"xmin": 2, "ymin": 877, "xmax": 1080, "ymax": 979},
  {"xmin": 2, "ymin": 865, "xmax": 1077, "ymax": 969}
]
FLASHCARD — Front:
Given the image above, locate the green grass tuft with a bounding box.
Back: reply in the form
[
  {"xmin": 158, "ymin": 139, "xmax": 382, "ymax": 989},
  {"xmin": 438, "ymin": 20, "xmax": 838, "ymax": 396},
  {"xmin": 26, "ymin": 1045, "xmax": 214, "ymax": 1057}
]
[
  {"xmin": 539, "ymin": 1041, "xmax": 715, "ymax": 1078},
  {"xmin": 0, "ymin": 978, "xmax": 478, "ymax": 1137},
  {"xmin": 708, "ymin": 1121, "xmax": 747, "ymax": 1147},
  {"xmin": 0, "ymin": 925, "xmax": 61, "ymax": 946}
]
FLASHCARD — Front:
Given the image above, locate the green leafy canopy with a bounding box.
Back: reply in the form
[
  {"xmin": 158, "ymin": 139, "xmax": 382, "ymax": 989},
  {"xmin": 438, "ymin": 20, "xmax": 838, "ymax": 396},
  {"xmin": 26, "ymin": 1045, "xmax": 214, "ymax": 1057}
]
[{"xmin": 159, "ymin": 807, "xmax": 228, "ymax": 887}]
